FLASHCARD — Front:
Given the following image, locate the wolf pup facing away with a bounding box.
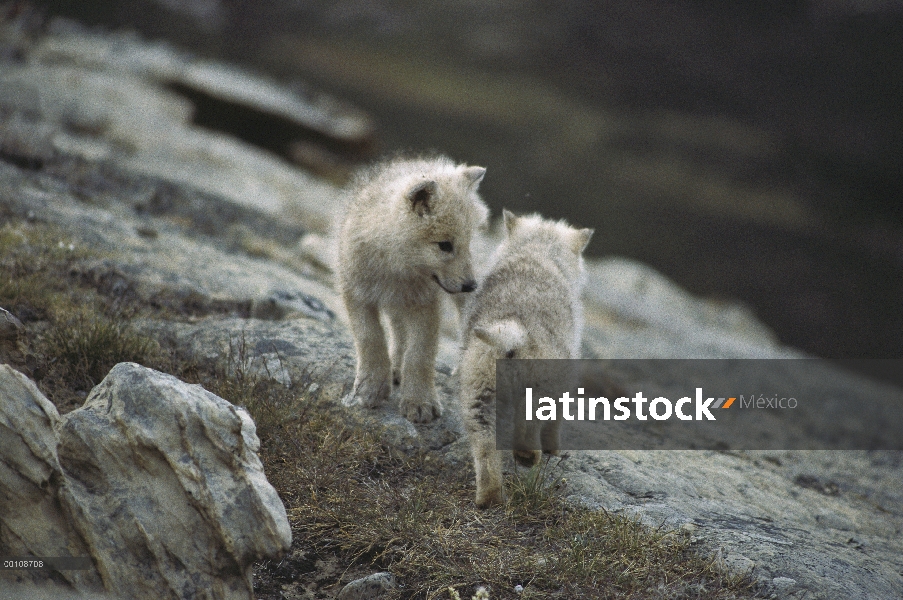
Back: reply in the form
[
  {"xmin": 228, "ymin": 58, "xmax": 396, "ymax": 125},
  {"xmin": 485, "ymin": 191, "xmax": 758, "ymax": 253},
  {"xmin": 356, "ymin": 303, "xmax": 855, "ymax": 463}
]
[
  {"xmin": 338, "ymin": 156, "xmax": 489, "ymax": 423},
  {"xmin": 459, "ymin": 210, "xmax": 593, "ymax": 507}
]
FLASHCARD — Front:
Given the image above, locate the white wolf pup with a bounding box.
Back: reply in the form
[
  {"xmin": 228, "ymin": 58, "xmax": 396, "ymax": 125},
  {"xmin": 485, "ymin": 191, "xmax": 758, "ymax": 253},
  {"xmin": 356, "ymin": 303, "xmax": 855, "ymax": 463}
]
[
  {"xmin": 459, "ymin": 210, "xmax": 593, "ymax": 507},
  {"xmin": 338, "ymin": 155, "xmax": 489, "ymax": 423}
]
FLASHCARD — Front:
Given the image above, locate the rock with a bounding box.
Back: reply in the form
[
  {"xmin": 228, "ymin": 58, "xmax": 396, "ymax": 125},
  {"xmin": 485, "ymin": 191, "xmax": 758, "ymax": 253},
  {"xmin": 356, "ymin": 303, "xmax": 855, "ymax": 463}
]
[
  {"xmin": 0, "ymin": 306, "xmax": 24, "ymax": 339},
  {"xmin": 0, "ymin": 363, "xmax": 291, "ymax": 599},
  {"xmin": 562, "ymin": 449, "xmax": 903, "ymax": 599},
  {"xmin": 56, "ymin": 363, "xmax": 291, "ymax": 599},
  {"xmin": 582, "ymin": 258, "xmax": 794, "ymax": 359},
  {"xmin": 250, "ymin": 289, "xmax": 336, "ymax": 322},
  {"xmin": 772, "ymin": 577, "xmax": 797, "ymax": 591},
  {"xmin": 1, "ymin": 27, "xmax": 347, "ymax": 234},
  {"xmin": 31, "ymin": 20, "xmax": 375, "ymax": 174},
  {"xmin": 335, "ymin": 572, "xmax": 397, "ymax": 600},
  {"xmin": 0, "ymin": 365, "xmax": 104, "ymax": 594},
  {"xmin": 139, "ymin": 316, "xmax": 465, "ymax": 455}
]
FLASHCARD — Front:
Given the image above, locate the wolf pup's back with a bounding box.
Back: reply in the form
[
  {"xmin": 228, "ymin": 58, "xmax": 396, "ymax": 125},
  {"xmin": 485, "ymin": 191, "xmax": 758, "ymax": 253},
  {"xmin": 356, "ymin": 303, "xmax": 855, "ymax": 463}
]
[{"xmin": 459, "ymin": 210, "xmax": 593, "ymax": 507}]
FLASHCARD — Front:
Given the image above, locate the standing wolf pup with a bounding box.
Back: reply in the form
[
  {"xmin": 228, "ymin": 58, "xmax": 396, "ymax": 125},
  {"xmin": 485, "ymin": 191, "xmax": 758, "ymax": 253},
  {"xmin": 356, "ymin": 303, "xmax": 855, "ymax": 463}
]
[
  {"xmin": 459, "ymin": 210, "xmax": 593, "ymax": 507},
  {"xmin": 338, "ymin": 155, "xmax": 489, "ymax": 423}
]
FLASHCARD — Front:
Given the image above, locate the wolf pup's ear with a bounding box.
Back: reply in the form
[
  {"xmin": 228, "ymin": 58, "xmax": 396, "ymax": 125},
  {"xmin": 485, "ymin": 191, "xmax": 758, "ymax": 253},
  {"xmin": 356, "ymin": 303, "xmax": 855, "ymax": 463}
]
[
  {"xmin": 407, "ymin": 180, "xmax": 438, "ymax": 216},
  {"xmin": 462, "ymin": 166, "xmax": 486, "ymax": 190},
  {"xmin": 502, "ymin": 209, "xmax": 518, "ymax": 236},
  {"xmin": 570, "ymin": 227, "xmax": 594, "ymax": 254}
]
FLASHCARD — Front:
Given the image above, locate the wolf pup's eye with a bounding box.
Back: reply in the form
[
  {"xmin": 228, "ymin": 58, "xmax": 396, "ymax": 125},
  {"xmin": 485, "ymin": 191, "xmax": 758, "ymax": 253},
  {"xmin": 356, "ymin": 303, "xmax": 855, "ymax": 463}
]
[
  {"xmin": 437, "ymin": 241, "xmax": 454, "ymax": 253},
  {"xmin": 505, "ymin": 349, "xmax": 516, "ymax": 359}
]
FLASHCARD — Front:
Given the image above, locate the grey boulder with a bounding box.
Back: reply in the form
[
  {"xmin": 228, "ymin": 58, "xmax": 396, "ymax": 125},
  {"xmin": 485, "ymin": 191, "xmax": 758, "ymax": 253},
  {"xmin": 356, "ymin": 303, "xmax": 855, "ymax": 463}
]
[{"xmin": 0, "ymin": 362, "xmax": 291, "ymax": 599}]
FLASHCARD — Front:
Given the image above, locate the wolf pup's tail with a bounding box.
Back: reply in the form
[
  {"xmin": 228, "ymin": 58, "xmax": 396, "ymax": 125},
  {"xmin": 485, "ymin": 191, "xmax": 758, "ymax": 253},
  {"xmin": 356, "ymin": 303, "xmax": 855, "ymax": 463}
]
[{"xmin": 473, "ymin": 318, "xmax": 527, "ymax": 359}]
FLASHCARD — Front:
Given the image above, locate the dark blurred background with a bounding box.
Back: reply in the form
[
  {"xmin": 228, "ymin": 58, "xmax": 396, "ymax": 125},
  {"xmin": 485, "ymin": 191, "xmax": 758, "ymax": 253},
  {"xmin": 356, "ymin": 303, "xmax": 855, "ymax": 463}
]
[{"xmin": 34, "ymin": 0, "xmax": 903, "ymax": 360}]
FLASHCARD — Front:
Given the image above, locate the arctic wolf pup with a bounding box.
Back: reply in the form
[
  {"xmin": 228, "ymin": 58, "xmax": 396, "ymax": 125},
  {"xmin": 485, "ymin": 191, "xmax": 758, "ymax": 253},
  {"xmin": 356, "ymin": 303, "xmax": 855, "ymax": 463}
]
[
  {"xmin": 338, "ymin": 155, "xmax": 489, "ymax": 423},
  {"xmin": 459, "ymin": 210, "xmax": 593, "ymax": 507}
]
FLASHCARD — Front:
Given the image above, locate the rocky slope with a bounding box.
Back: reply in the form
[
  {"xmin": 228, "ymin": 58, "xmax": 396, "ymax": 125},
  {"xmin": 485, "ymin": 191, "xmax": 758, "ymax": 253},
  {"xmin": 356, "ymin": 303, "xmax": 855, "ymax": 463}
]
[{"xmin": 1, "ymin": 17, "xmax": 901, "ymax": 600}]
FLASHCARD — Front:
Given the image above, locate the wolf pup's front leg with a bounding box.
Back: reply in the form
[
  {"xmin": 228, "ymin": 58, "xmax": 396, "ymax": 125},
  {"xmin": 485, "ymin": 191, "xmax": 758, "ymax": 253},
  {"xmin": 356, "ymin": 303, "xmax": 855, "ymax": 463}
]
[
  {"xmin": 342, "ymin": 293, "xmax": 391, "ymax": 408},
  {"xmin": 389, "ymin": 314, "xmax": 406, "ymax": 387},
  {"xmin": 390, "ymin": 300, "xmax": 442, "ymax": 422}
]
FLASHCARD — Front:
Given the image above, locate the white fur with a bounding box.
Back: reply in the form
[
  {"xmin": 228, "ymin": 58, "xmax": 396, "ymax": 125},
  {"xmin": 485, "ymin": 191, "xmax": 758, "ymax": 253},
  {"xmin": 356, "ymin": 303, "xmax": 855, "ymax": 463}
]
[
  {"xmin": 337, "ymin": 156, "xmax": 488, "ymax": 423},
  {"xmin": 458, "ymin": 210, "xmax": 593, "ymax": 506}
]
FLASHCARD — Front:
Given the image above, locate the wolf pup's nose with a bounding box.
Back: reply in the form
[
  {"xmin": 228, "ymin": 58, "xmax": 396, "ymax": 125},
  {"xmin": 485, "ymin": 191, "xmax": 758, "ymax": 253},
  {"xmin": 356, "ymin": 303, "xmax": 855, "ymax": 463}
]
[{"xmin": 461, "ymin": 280, "xmax": 477, "ymax": 293}]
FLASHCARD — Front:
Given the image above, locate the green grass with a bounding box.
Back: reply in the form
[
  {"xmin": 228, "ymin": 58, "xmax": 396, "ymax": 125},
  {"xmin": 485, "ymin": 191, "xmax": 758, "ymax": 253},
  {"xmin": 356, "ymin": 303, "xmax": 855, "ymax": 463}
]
[{"xmin": 0, "ymin": 225, "xmax": 85, "ymax": 322}]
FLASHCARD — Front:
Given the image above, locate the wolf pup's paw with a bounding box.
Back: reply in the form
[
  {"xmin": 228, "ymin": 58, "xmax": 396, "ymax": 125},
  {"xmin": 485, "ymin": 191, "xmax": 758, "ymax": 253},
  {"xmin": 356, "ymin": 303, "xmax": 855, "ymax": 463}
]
[
  {"xmin": 475, "ymin": 486, "xmax": 505, "ymax": 509},
  {"xmin": 399, "ymin": 394, "xmax": 442, "ymax": 423},
  {"xmin": 513, "ymin": 449, "xmax": 542, "ymax": 467},
  {"xmin": 342, "ymin": 375, "xmax": 391, "ymax": 409}
]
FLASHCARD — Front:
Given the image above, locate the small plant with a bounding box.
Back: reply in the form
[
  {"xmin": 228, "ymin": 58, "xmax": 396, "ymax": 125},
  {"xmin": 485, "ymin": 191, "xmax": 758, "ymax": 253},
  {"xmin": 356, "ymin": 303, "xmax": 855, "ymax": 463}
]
[
  {"xmin": 0, "ymin": 225, "xmax": 85, "ymax": 322},
  {"xmin": 506, "ymin": 454, "xmax": 567, "ymax": 516},
  {"xmin": 449, "ymin": 586, "xmax": 490, "ymax": 600},
  {"xmin": 202, "ymin": 332, "xmax": 258, "ymax": 407},
  {"xmin": 43, "ymin": 312, "xmax": 161, "ymax": 391},
  {"xmin": 243, "ymin": 380, "xmax": 756, "ymax": 599}
]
